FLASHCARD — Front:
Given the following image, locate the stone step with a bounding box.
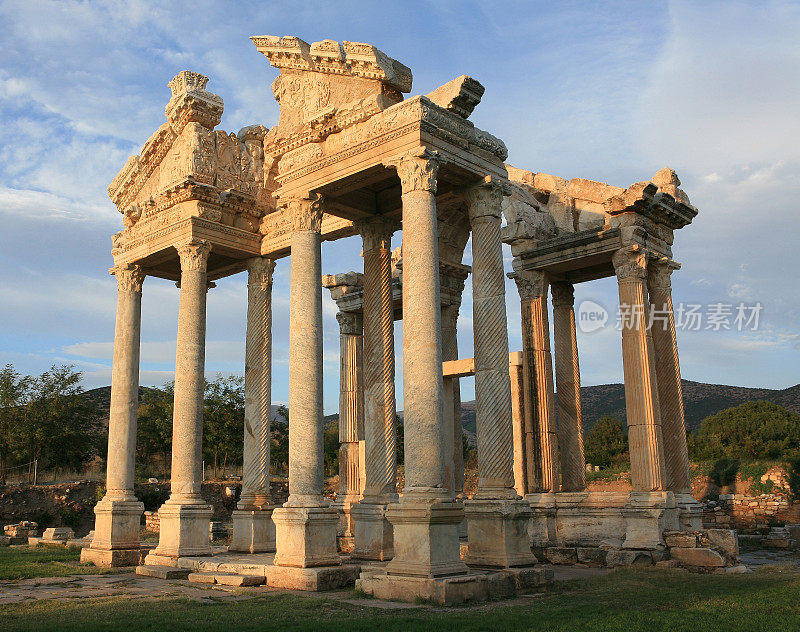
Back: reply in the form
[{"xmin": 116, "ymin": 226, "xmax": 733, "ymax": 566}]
[
  {"xmin": 135, "ymin": 565, "xmax": 191, "ymax": 580},
  {"xmin": 187, "ymin": 571, "xmax": 265, "ymax": 587}
]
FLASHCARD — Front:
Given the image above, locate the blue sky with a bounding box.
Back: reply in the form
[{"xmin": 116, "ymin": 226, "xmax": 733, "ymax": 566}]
[{"xmin": 1, "ymin": 0, "xmax": 798, "ymax": 412}]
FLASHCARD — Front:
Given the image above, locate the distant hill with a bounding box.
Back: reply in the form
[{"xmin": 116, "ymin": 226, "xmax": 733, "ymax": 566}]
[{"xmin": 84, "ymin": 379, "xmax": 800, "ymax": 436}]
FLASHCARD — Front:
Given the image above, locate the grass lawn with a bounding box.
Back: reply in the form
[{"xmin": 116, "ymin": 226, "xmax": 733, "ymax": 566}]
[
  {"xmin": 1, "ymin": 565, "xmax": 799, "ymax": 632},
  {"xmin": 0, "ymin": 545, "xmax": 117, "ymax": 580}
]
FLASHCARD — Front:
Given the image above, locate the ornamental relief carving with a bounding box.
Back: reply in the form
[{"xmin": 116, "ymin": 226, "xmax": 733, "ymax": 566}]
[
  {"xmin": 286, "ymin": 195, "xmax": 324, "ymax": 232},
  {"xmin": 513, "ymin": 270, "xmax": 547, "ymax": 300},
  {"xmin": 393, "ymin": 154, "xmax": 439, "ymax": 194},
  {"xmin": 612, "ymin": 247, "xmax": 648, "ymax": 281},
  {"xmin": 114, "ymin": 264, "xmax": 146, "ymax": 293},
  {"xmin": 176, "ymin": 239, "xmax": 212, "ymax": 271}
]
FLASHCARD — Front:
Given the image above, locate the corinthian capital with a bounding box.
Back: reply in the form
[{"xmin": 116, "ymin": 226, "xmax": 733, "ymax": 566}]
[
  {"xmin": 356, "ymin": 217, "xmax": 399, "ymax": 252},
  {"xmin": 647, "ymin": 257, "xmax": 680, "ymax": 291},
  {"xmin": 464, "ymin": 178, "xmax": 505, "ymax": 221},
  {"xmin": 113, "ymin": 264, "xmax": 146, "ymax": 293},
  {"xmin": 550, "ymin": 281, "xmax": 575, "ymax": 308},
  {"xmin": 612, "ymin": 246, "xmax": 648, "ymax": 281},
  {"xmin": 336, "ymin": 311, "xmax": 362, "ymax": 335},
  {"xmin": 176, "ymin": 239, "xmax": 212, "ymax": 272},
  {"xmin": 513, "ymin": 269, "xmax": 547, "ymax": 301},
  {"xmin": 286, "ymin": 194, "xmax": 324, "ymax": 232},
  {"xmin": 247, "ymin": 257, "xmax": 276, "ymax": 289},
  {"xmin": 387, "ymin": 149, "xmax": 440, "ymax": 195}
]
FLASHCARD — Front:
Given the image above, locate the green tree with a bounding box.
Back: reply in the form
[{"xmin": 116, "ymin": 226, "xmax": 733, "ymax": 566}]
[
  {"xmin": 0, "ymin": 365, "xmax": 31, "ymax": 483},
  {"xmin": 137, "ymin": 382, "xmax": 175, "ymax": 478},
  {"xmin": 692, "ymin": 401, "xmax": 800, "ymax": 461},
  {"xmin": 323, "ymin": 417, "xmax": 339, "ymax": 477},
  {"xmin": 271, "ymin": 405, "xmax": 289, "ymax": 476},
  {"xmin": 583, "ymin": 415, "xmax": 628, "ymax": 469},
  {"xmin": 203, "ymin": 375, "xmax": 244, "ymax": 479}
]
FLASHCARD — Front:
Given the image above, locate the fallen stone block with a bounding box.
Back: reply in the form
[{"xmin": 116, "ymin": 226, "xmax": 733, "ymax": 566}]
[
  {"xmin": 670, "ymin": 547, "xmax": 725, "ymax": 568},
  {"xmin": 725, "ymin": 565, "xmax": 752, "ymax": 574},
  {"xmin": 702, "ymin": 529, "xmax": 739, "ymax": 558},
  {"xmin": 187, "ymin": 572, "xmax": 217, "ymax": 584},
  {"xmin": 136, "ymin": 565, "xmax": 191, "ymax": 580},
  {"xmin": 576, "ymin": 547, "xmax": 607, "ymax": 566},
  {"xmin": 545, "ymin": 547, "xmax": 578, "ymax": 565},
  {"xmin": 215, "ymin": 573, "xmax": 265, "ymax": 587},
  {"xmin": 42, "ymin": 527, "xmax": 74, "ymax": 541},
  {"xmin": 665, "ymin": 532, "xmax": 697, "ymax": 548},
  {"xmin": 605, "ymin": 550, "xmax": 653, "ymax": 567}
]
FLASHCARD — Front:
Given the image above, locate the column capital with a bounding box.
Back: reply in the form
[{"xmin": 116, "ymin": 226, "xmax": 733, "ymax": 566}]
[
  {"xmin": 337, "ymin": 310, "xmax": 363, "ymax": 335},
  {"xmin": 285, "ymin": 194, "xmax": 324, "ymax": 232},
  {"xmin": 647, "ymin": 256, "xmax": 680, "ymax": 291},
  {"xmin": 176, "ymin": 239, "xmax": 212, "ymax": 272},
  {"xmin": 356, "ymin": 217, "xmax": 399, "ymax": 252},
  {"xmin": 112, "ymin": 264, "xmax": 146, "ymax": 293},
  {"xmin": 512, "ymin": 269, "xmax": 547, "ymax": 301},
  {"xmin": 612, "ymin": 246, "xmax": 648, "ymax": 281},
  {"xmin": 550, "ymin": 281, "xmax": 575, "ymax": 308},
  {"xmin": 387, "ymin": 149, "xmax": 440, "ymax": 195},
  {"xmin": 464, "ymin": 177, "xmax": 506, "ymax": 221},
  {"xmin": 247, "ymin": 257, "xmax": 276, "ymax": 289}
]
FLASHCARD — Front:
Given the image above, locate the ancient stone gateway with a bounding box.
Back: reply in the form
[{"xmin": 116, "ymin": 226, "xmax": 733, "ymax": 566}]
[{"xmin": 82, "ymin": 35, "xmax": 698, "ymax": 603}]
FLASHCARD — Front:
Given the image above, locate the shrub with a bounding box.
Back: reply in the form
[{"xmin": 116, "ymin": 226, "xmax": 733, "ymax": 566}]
[
  {"xmin": 787, "ymin": 458, "xmax": 800, "ymax": 498},
  {"xmin": 57, "ymin": 506, "xmax": 81, "ymax": 531},
  {"xmin": 135, "ymin": 484, "xmax": 169, "ymax": 512},
  {"xmin": 710, "ymin": 456, "xmax": 739, "ymax": 487},
  {"xmin": 584, "ymin": 416, "xmax": 628, "ymax": 469}
]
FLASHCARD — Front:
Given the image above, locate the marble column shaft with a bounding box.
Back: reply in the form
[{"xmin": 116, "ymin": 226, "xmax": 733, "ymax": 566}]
[
  {"xmin": 515, "ymin": 270, "xmax": 559, "ymax": 493},
  {"xmin": 441, "ymin": 304, "xmax": 464, "ymax": 497},
  {"xmin": 239, "ymin": 257, "xmax": 275, "ymax": 509},
  {"xmin": 551, "ymin": 282, "xmax": 586, "ymax": 492},
  {"xmin": 170, "ymin": 239, "xmax": 212, "ymax": 504},
  {"xmin": 337, "ymin": 312, "xmax": 364, "ymax": 505},
  {"xmin": 286, "ymin": 196, "xmax": 326, "ymax": 507},
  {"xmin": 359, "ymin": 220, "xmax": 398, "ymax": 503},
  {"xmin": 106, "ymin": 264, "xmax": 146, "ymax": 501},
  {"xmin": 648, "ymin": 260, "xmax": 691, "ymax": 494},
  {"xmin": 465, "ymin": 182, "xmax": 516, "ymax": 499},
  {"xmin": 613, "ymin": 247, "xmax": 666, "ymax": 492},
  {"xmin": 394, "ymin": 155, "xmax": 448, "ymax": 498}
]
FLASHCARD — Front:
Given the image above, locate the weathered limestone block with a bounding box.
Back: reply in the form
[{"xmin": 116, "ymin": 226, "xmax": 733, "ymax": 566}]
[
  {"xmin": 426, "ymin": 75, "xmax": 485, "ymax": 119},
  {"xmin": 670, "ymin": 547, "xmax": 725, "ymax": 568},
  {"xmin": 605, "ymin": 550, "xmax": 654, "ymax": 567},
  {"xmin": 664, "ymin": 532, "xmax": 697, "ymax": 548},
  {"xmin": 43, "ymin": 527, "xmax": 74, "ymax": 541},
  {"xmin": 545, "ymin": 547, "xmax": 578, "ymax": 565},
  {"xmin": 702, "ymin": 529, "xmax": 739, "ymax": 559}
]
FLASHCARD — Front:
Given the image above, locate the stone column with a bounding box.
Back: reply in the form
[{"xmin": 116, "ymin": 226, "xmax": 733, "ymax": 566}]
[
  {"xmin": 551, "ymin": 282, "xmax": 586, "ymax": 492},
  {"xmin": 613, "ymin": 246, "xmax": 675, "ymax": 549},
  {"xmin": 463, "ymin": 179, "xmax": 535, "ymax": 568},
  {"xmin": 384, "ymin": 150, "xmax": 468, "ymax": 579},
  {"xmin": 231, "ymin": 257, "xmax": 277, "ymax": 553},
  {"xmin": 441, "ymin": 303, "xmax": 464, "ymax": 500},
  {"xmin": 509, "ymin": 352, "xmax": 527, "ymax": 497},
  {"xmin": 272, "ymin": 195, "xmax": 340, "ymax": 568},
  {"xmin": 333, "ymin": 311, "xmax": 363, "ymax": 539},
  {"xmin": 149, "ymin": 239, "xmax": 213, "ymax": 561},
  {"xmin": 83, "ymin": 264, "xmax": 146, "ymax": 567},
  {"xmin": 514, "ymin": 269, "xmax": 558, "ymax": 546},
  {"xmin": 351, "ymin": 219, "xmax": 398, "ymax": 560},
  {"xmin": 648, "ymin": 258, "xmax": 700, "ymax": 529}
]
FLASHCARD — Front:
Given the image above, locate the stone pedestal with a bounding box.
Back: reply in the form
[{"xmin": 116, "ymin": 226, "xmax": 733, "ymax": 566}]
[
  {"xmin": 676, "ymin": 493, "xmax": 704, "ymax": 531},
  {"xmin": 463, "ymin": 500, "xmax": 536, "ymax": 568},
  {"xmin": 525, "ymin": 492, "xmax": 558, "ymax": 547},
  {"xmin": 272, "ymin": 506, "xmax": 340, "ymax": 568},
  {"xmin": 230, "ymin": 508, "xmax": 276, "ymax": 554},
  {"xmin": 385, "ymin": 500, "xmax": 468, "ymax": 578},
  {"xmin": 622, "ymin": 491, "xmax": 678, "ymax": 550},
  {"xmin": 350, "ymin": 503, "xmax": 393, "ymax": 561},
  {"xmin": 149, "ymin": 503, "xmax": 213, "ymax": 559}
]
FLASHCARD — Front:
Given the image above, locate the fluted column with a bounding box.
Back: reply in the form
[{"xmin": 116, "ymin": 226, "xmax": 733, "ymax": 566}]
[
  {"xmin": 551, "ymin": 282, "xmax": 586, "ymax": 492},
  {"xmin": 83, "ymin": 264, "xmax": 146, "ymax": 566},
  {"xmin": 358, "ymin": 219, "xmax": 398, "ymax": 503},
  {"xmin": 230, "ymin": 257, "xmax": 277, "ymax": 553},
  {"xmin": 514, "ymin": 269, "xmax": 559, "ymax": 493},
  {"xmin": 273, "ymin": 195, "xmax": 340, "ymax": 568},
  {"xmin": 336, "ymin": 311, "xmax": 364, "ymax": 515},
  {"xmin": 351, "ymin": 219, "xmax": 398, "ymax": 560},
  {"xmin": 613, "ymin": 247, "xmax": 666, "ymax": 492},
  {"xmin": 463, "ymin": 179, "xmax": 534, "ymax": 569},
  {"xmin": 384, "ymin": 150, "xmax": 468, "ymax": 579},
  {"xmin": 648, "ymin": 260, "xmax": 691, "ymax": 494},
  {"xmin": 148, "ymin": 239, "xmax": 213, "ymax": 561}
]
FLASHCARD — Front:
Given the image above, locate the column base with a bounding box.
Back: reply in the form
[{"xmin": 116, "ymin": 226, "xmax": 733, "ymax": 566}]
[
  {"xmin": 351, "ymin": 502, "xmax": 393, "ymax": 561},
  {"xmin": 622, "ymin": 491, "xmax": 678, "ymax": 550},
  {"xmin": 676, "ymin": 492, "xmax": 704, "ymax": 531},
  {"xmin": 148, "ymin": 501, "xmax": 213, "ymax": 560},
  {"xmin": 80, "ymin": 547, "xmax": 147, "ymax": 568},
  {"xmin": 385, "ymin": 499, "xmax": 469, "ymax": 578},
  {"xmin": 273, "ymin": 505, "xmax": 340, "ymax": 568},
  {"xmin": 88, "ymin": 497, "xmax": 144, "ymax": 551},
  {"xmin": 524, "ymin": 492, "xmax": 558, "ymax": 547},
  {"xmin": 229, "ymin": 507, "xmax": 276, "ymax": 553},
  {"xmin": 464, "ymin": 498, "xmax": 537, "ymax": 568}
]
